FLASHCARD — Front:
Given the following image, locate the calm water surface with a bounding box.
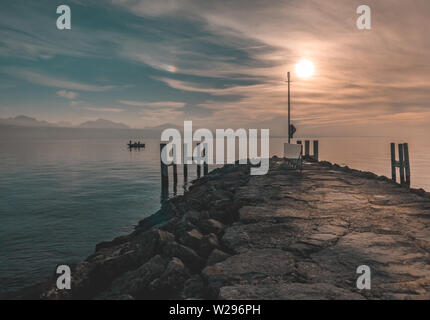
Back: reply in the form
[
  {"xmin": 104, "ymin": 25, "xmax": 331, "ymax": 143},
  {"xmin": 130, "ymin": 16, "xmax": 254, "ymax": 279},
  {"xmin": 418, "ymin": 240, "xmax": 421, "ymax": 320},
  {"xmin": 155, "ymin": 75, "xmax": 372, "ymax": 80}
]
[{"xmin": 0, "ymin": 136, "xmax": 429, "ymax": 293}]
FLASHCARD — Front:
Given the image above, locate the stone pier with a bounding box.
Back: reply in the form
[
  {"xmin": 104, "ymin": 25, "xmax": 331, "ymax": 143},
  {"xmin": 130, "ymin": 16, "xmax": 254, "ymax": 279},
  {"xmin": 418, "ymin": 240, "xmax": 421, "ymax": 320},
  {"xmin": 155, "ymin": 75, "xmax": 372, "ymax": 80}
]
[{"xmin": 8, "ymin": 158, "xmax": 430, "ymax": 300}]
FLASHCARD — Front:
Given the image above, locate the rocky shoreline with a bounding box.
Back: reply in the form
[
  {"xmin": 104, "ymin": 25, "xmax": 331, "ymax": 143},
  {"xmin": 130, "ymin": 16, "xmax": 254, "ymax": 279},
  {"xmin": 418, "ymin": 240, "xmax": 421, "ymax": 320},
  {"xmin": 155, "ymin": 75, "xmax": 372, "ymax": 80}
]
[
  {"xmin": 6, "ymin": 157, "xmax": 430, "ymax": 300},
  {"xmin": 8, "ymin": 158, "xmax": 253, "ymax": 300}
]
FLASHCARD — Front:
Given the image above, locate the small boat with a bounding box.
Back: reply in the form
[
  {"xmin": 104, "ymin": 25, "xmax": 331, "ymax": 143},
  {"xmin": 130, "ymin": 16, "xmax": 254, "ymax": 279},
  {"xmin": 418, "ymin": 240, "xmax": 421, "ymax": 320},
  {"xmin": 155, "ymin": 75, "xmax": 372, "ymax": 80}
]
[{"xmin": 127, "ymin": 141, "xmax": 145, "ymax": 148}]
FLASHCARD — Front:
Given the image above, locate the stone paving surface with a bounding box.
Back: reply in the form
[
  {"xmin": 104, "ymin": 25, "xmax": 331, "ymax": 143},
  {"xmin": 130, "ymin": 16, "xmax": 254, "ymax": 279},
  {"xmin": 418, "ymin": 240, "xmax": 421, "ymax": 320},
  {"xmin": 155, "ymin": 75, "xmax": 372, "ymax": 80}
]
[{"xmin": 203, "ymin": 160, "xmax": 430, "ymax": 299}]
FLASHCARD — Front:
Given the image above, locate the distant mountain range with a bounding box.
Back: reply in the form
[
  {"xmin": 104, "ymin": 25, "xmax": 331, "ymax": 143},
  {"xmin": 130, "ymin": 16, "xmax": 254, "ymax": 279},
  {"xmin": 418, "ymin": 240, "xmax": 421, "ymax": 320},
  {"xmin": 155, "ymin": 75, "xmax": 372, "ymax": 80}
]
[
  {"xmin": 0, "ymin": 115, "xmax": 131, "ymax": 129},
  {"xmin": 0, "ymin": 115, "xmax": 56, "ymax": 128},
  {"xmin": 78, "ymin": 119, "xmax": 130, "ymax": 129},
  {"xmin": 0, "ymin": 116, "xmax": 187, "ymax": 140}
]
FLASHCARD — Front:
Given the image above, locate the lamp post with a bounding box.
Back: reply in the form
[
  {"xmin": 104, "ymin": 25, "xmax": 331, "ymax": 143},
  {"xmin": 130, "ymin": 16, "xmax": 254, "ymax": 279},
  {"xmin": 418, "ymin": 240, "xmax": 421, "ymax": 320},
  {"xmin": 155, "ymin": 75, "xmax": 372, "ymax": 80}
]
[
  {"xmin": 286, "ymin": 59, "xmax": 314, "ymax": 144},
  {"xmin": 287, "ymin": 71, "xmax": 291, "ymax": 143}
]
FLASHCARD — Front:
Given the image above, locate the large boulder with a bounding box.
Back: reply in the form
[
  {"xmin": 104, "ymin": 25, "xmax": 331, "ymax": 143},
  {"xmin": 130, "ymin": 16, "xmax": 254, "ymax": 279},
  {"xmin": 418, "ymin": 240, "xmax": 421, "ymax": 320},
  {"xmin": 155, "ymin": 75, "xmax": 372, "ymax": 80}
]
[
  {"xmin": 58, "ymin": 229, "xmax": 175, "ymax": 299},
  {"xmin": 154, "ymin": 217, "xmax": 181, "ymax": 234},
  {"xmin": 162, "ymin": 242, "xmax": 205, "ymax": 273},
  {"xmin": 95, "ymin": 234, "xmax": 131, "ymax": 252},
  {"xmin": 133, "ymin": 229, "xmax": 175, "ymax": 263},
  {"xmin": 207, "ymin": 249, "xmax": 231, "ymax": 266},
  {"xmin": 199, "ymin": 233, "xmax": 220, "ymax": 258},
  {"xmin": 182, "ymin": 210, "xmax": 210, "ymax": 225},
  {"xmin": 197, "ymin": 219, "xmax": 224, "ymax": 236},
  {"xmin": 178, "ymin": 229, "xmax": 204, "ymax": 251},
  {"xmin": 135, "ymin": 203, "xmax": 177, "ymax": 233},
  {"xmin": 149, "ymin": 257, "xmax": 190, "ymax": 298},
  {"xmin": 180, "ymin": 274, "xmax": 206, "ymax": 299},
  {"xmin": 209, "ymin": 201, "xmax": 241, "ymax": 224},
  {"xmin": 174, "ymin": 220, "xmax": 197, "ymax": 238},
  {"xmin": 97, "ymin": 255, "xmax": 169, "ymax": 299}
]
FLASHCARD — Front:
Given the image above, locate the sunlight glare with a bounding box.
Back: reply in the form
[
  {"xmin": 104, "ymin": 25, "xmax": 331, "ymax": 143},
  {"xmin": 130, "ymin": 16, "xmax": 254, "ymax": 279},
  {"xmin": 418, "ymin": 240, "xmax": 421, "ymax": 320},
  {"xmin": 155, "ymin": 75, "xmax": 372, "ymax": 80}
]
[{"xmin": 295, "ymin": 59, "xmax": 314, "ymax": 79}]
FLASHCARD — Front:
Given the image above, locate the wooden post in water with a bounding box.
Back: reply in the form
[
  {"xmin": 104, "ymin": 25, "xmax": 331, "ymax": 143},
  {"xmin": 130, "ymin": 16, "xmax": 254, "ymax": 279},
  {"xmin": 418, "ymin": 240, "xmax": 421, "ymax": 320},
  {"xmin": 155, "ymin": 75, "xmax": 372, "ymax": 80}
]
[
  {"xmin": 313, "ymin": 140, "xmax": 319, "ymax": 161},
  {"xmin": 398, "ymin": 143, "xmax": 405, "ymax": 185},
  {"xmin": 297, "ymin": 140, "xmax": 302, "ymax": 155},
  {"xmin": 172, "ymin": 143, "xmax": 178, "ymax": 187},
  {"xmin": 305, "ymin": 140, "xmax": 310, "ymax": 157},
  {"xmin": 196, "ymin": 143, "xmax": 201, "ymax": 179},
  {"xmin": 160, "ymin": 143, "xmax": 168, "ymax": 196},
  {"xmin": 203, "ymin": 144, "xmax": 209, "ymax": 176},
  {"xmin": 390, "ymin": 142, "xmax": 411, "ymax": 187},
  {"xmin": 183, "ymin": 143, "xmax": 188, "ymax": 185},
  {"xmin": 390, "ymin": 143, "xmax": 397, "ymax": 182},
  {"xmin": 173, "ymin": 163, "xmax": 178, "ymax": 186},
  {"xmin": 403, "ymin": 143, "xmax": 411, "ymax": 186}
]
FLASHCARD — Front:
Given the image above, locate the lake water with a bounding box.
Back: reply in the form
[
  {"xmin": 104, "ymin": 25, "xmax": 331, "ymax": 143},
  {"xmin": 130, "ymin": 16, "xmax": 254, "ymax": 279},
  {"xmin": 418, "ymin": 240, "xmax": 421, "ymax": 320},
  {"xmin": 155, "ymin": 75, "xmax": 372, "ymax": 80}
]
[{"xmin": 0, "ymin": 136, "xmax": 429, "ymax": 293}]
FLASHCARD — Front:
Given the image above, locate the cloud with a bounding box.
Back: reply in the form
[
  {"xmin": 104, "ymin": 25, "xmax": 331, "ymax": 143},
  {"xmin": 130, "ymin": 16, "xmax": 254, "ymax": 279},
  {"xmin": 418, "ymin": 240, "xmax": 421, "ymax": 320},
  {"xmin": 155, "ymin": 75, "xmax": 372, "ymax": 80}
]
[
  {"xmin": 111, "ymin": 0, "xmax": 430, "ymax": 130},
  {"xmin": 0, "ymin": 83, "xmax": 16, "ymax": 89},
  {"xmin": 57, "ymin": 90, "xmax": 79, "ymax": 99},
  {"xmin": 0, "ymin": 3, "xmax": 121, "ymax": 61},
  {"xmin": 3, "ymin": 69, "xmax": 120, "ymax": 92},
  {"xmin": 118, "ymin": 43, "xmax": 178, "ymax": 73},
  {"xmin": 85, "ymin": 107, "xmax": 124, "ymax": 113},
  {"xmin": 2, "ymin": 0, "xmax": 430, "ymax": 133},
  {"xmin": 119, "ymin": 100, "xmax": 185, "ymax": 108},
  {"xmin": 154, "ymin": 77, "xmax": 222, "ymax": 93}
]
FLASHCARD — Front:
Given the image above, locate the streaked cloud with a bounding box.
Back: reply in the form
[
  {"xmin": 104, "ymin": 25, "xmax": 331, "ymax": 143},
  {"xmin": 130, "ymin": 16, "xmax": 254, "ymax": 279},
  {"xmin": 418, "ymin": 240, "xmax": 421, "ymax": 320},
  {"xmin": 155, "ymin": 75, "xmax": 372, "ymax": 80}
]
[
  {"xmin": 111, "ymin": 0, "xmax": 430, "ymax": 132},
  {"xmin": 3, "ymin": 69, "xmax": 120, "ymax": 92},
  {"xmin": 85, "ymin": 107, "xmax": 124, "ymax": 113},
  {"xmin": 119, "ymin": 100, "xmax": 185, "ymax": 108},
  {"xmin": 57, "ymin": 90, "xmax": 79, "ymax": 99},
  {"xmin": 1, "ymin": 0, "xmax": 429, "ymax": 134}
]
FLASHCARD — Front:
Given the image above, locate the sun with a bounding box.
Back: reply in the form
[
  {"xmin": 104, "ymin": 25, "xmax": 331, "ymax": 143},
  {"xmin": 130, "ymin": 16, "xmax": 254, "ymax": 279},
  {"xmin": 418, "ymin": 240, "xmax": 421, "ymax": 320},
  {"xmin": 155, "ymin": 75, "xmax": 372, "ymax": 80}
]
[{"xmin": 295, "ymin": 59, "xmax": 314, "ymax": 79}]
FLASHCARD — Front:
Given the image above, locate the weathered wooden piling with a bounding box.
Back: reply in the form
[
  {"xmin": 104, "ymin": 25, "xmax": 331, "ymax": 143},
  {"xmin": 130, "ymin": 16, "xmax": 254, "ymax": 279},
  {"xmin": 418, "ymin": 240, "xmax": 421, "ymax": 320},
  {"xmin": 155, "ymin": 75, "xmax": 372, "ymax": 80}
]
[
  {"xmin": 160, "ymin": 143, "xmax": 169, "ymax": 196},
  {"xmin": 398, "ymin": 144, "xmax": 405, "ymax": 185},
  {"xmin": 313, "ymin": 140, "xmax": 319, "ymax": 162},
  {"xmin": 196, "ymin": 143, "xmax": 201, "ymax": 179},
  {"xmin": 183, "ymin": 143, "xmax": 189, "ymax": 184},
  {"xmin": 390, "ymin": 142, "xmax": 411, "ymax": 187},
  {"xmin": 183, "ymin": 162, "xmax": 188, "ymax": 184},
  {"xmin": 298, "ymin": 140, "xmax": 319, "ymax": 161},
  {"xmin": 403, "ymin": 143, "xmax": 411, "ymax": 186},
  {"xmin": 160, "ymin": 141, "xmax": 211, "ymax": 198},
  {"xmin": 195, "ymin": 142, "xmax": 209, "ymax": 177},
  {"xmin": 203, "ymin": 145, "xmax": 208, "ymax": 176},
  {"xmin": 297, "ymin": 141, "xmax": 303, "ymax": 155},
  {"xmin": 173, "ymin": 163, "xmax": 178, "ymax": 185},
  {"xmin": 390, "ymin": 143, "xmax": 397, "ymax": 182},
  {"xmin": 172, "ymin": 171, "xmax": 177, "ymax": 196},
  {"xmin": 305, "ymin": 140, "xmax": 310, "ymax": 157}
]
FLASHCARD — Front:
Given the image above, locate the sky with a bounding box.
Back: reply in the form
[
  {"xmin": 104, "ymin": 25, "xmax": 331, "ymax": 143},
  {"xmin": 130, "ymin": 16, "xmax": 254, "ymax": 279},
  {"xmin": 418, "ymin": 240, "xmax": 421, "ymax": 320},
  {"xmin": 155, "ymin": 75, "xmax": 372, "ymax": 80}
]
[{"xmin": 1, "ymin": 0, "xmax": 429, "ymax": 137}]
